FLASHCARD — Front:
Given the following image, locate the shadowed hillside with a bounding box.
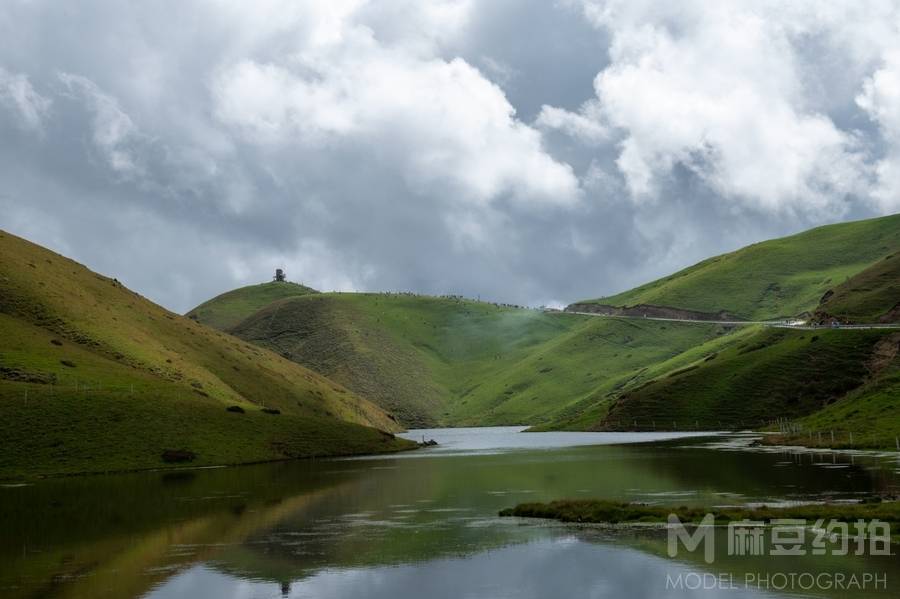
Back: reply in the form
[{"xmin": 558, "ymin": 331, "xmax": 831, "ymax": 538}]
[
  {"xmin": 815, "ymin": 251, "xmax": 900, "ymax": 324},
  {"xmin": 595, "ymin": 328, "xmax": 899, "ymax": 435}
]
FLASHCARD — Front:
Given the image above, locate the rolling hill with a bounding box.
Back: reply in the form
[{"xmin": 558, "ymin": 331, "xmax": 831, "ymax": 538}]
[
  {"xmin": 0, "ymin": 231, "xmax": 411, "ymax": 479},
  {"xmin": 558, "ymin": 214, "xmax": 900, "ymax": 444},
  {"xmin": 596, "ymin": 327, "xmax": 898, "ymax": 431},
  {"xmin": 193, "ymin": 291, "xmax": 727, "ymax": 428},
  {"xmin": 188, "ymin": 280, "xmax": 317, "ymax": 330},
  {"xmin": 189, "ymin": 213, "xmax": 900, "ymax": 447},
  {"xmin": 573, "ymin": 214, "xmax": 900, "ymax": 320},
  {"xmin": 814, "ymin": 251, "xmax": 900, "ymax": 324}
]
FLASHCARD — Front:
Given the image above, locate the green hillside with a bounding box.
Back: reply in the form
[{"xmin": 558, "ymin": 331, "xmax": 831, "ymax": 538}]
[
  {"xmin": 577, "ymin": 214, "xmax": 900, "ymax": 320},
  {"xmin": 753, "ymin": 329, "xmax": 900, "ymax": 449},
  {"xmin": 196, "ymin": 292, "xmax": 725, "ymax": 428},
  {"xmin": 815, "ymin": 252, "xmax": 900, "ymax": 323},
  {"xmin": 787, "ymin": 343, "xmax": 900, "ymax": 449},
  {"xmin": 593, "ymin": 328, "xmax": 898, "ymax": 434},
  {"xmin": 188, "ymin": 280, "xmax": 317, "ymax": 330},
  {"xmin": 0, "ymin": 231, "xmax": 410, "ymax": 479},
  {"xmin": 188, "ymin": 213, "xmax": 900, "ymax": 447},
  {"xmin": 227, "ymin": 293, "xmax": 587, "ymax": 426}
]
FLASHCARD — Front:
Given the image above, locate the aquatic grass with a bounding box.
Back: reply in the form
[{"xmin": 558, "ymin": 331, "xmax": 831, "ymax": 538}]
[{"xmin": 500, "ymin": 499, "xmax": 900, "ymax": 527}]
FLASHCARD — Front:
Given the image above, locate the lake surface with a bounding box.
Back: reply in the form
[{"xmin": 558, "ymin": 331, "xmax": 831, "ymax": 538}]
[{"xmin": 1, "ymin": 428, "xmax": 899, "ymax": 599}]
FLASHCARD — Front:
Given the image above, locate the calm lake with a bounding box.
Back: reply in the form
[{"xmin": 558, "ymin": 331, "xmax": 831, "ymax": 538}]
[{"xmin": 1, "ymin": 427, "xmax": 898, "ymax": 599}]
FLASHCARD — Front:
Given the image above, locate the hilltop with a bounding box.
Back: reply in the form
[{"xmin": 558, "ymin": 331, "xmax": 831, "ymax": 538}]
[
  {"xmin": 554, "ymin": 214, "xmax": 900, "ymax": 444},
  {"xmin": 189, "ymin": 213, "xmax": 900, "ymax": 447},
  {"xmin": 573, "ymin": 214, "xmax": 900, "ymax": 320},
  {"xmin": 193, "ymin": 291, "xmax": 726, "ymax": 428},
  {"xmin": 0, "ymin": 231, "xmax": 410, "ymax": 479},
  {"xmin": 188, "ymin": 280, "xmax": 317, "ymax": 330}
]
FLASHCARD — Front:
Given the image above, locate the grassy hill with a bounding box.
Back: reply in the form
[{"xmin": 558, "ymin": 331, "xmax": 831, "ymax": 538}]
[
  {"xmin": 815, "ymin": 252, "xmax": 900, "ymax": 323},
  {"xmin": 187, "ymin": 280, "xmax": 317, "ymax": 330},
  {"xmin": 593, "ymin": 328, "xmax": 898, "ymax": 434},
  {"xmin": 189, "ymin": 213, "xmax": 900, "ymax": 445},
  {"xmin": 785, "ymin": 342, "xmax": 900, "ymax": 449},
  {"xmin": 577, "ymin": 214, "xmax": 900, "ymax": 320},
  {"xmin": 195, "ymin": 291, "xmax": 726, "ymax": 428},
  {"xmin": 0, "ymin": 231, "xmax": 411, "ymax": 479},
  {"xmin": 544, "ymin": 216, "xmax": 900, "ymax": 443}
]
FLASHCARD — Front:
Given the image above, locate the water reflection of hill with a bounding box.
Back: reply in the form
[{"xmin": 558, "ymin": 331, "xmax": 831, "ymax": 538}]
[{"xmin": 1, "ymin": 437, "xmax": 897, "ymax": 599}]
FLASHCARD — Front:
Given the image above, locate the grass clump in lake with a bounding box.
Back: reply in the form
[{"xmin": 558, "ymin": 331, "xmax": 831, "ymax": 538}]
[{"xmin": 499, "ymin": 499, "xmax": 900, "ymax": 528}]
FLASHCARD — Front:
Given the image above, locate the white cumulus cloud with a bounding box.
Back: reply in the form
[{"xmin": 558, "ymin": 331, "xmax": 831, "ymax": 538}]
[
  {"xmin": 211, "ymin": 10, "xmax": 580, "ymax": 208},
  {"xmin": 0, "ymin": 66, "xmax": 50, "ymax": 130},
  {"xmin": 551, "ymin": 0, "xmax": 900, "ymax": 216},
  {"xmin": 58, "ymin": 72, "xmax": 143, "ymax": 177}
]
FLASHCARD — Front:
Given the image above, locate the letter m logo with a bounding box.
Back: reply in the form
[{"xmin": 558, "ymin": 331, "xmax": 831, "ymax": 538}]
[{"xmin": 667, "ymin": 513, "xmax": 715, "ymax": 564}]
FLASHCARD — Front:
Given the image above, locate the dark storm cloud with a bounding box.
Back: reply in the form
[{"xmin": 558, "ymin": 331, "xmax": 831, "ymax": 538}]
[{"xmin": 1, "ymin": 1, "xmax": 899, "ymax": 313}]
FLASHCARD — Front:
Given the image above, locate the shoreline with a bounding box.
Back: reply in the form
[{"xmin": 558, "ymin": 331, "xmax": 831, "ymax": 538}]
[{"xmin": 0, "ymin": 440, "xmax": 419, "ymax": 483}]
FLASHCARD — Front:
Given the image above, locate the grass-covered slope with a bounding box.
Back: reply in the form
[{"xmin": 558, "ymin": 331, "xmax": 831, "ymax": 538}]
[
  {"xmin": 187, "ymin": 280, "xmax": 317, "ymax": 330},
  {"xmin": 767, "ymin": 333, "xmax": 900, "ymax": 449},
  {"xmin": 229, "ymin": 293, "xmax": 455, "ymax": 427},
  {"xmin": 445, "ymin": 316, "xmax": 724, "ymax": 428},
  {"xmin": 595, "ymin": 327, "xmax": 898, "ymax": 435},
  {"xmin": 189, "ymin": 214, "xmax": 900, "ymax": 438},
  {"xmin": 218, "ymin": 293, "xmax": 726, "ymax": 428},
  {"xmin": 0, "ymin": 231, "xmax": 409, "ymax": 478},
  {"xmin": 815, "ymin": 252, "xmax": 900, "ymax": 323},
  {"xmin": 578, "ymin": 214, "xmax": 900, "ymax": 320}
]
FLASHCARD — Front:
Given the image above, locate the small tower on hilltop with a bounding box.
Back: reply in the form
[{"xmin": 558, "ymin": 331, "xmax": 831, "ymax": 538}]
[{"xmin": 274, "ymin": 268, "xmax": 286, "ymax": 282}]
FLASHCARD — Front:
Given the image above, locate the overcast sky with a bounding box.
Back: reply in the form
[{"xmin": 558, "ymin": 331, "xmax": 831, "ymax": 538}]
[{"xmin": 2, "ymin": 1, "xmax": 899, "ymax": 313}]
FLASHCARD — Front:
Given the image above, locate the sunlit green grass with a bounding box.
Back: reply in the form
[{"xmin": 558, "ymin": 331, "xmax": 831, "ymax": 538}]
[
  {"xmin": 221, "ymin": 292, "xmax": 726, "ymax": 427},
  {"xmin": 186, "ymin": 214, "xmax": 900, "ymax": 442},
  {"xmin": 0, "ymin": 231, "xmax": 411, "ymax": 478},
  {"xmin": 187, "ymin": 280, "xmax": 317, "ymax": 330},
  {"xmin": 580, "ymin": 214, "xmax": 900, "ymax": 320}
]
